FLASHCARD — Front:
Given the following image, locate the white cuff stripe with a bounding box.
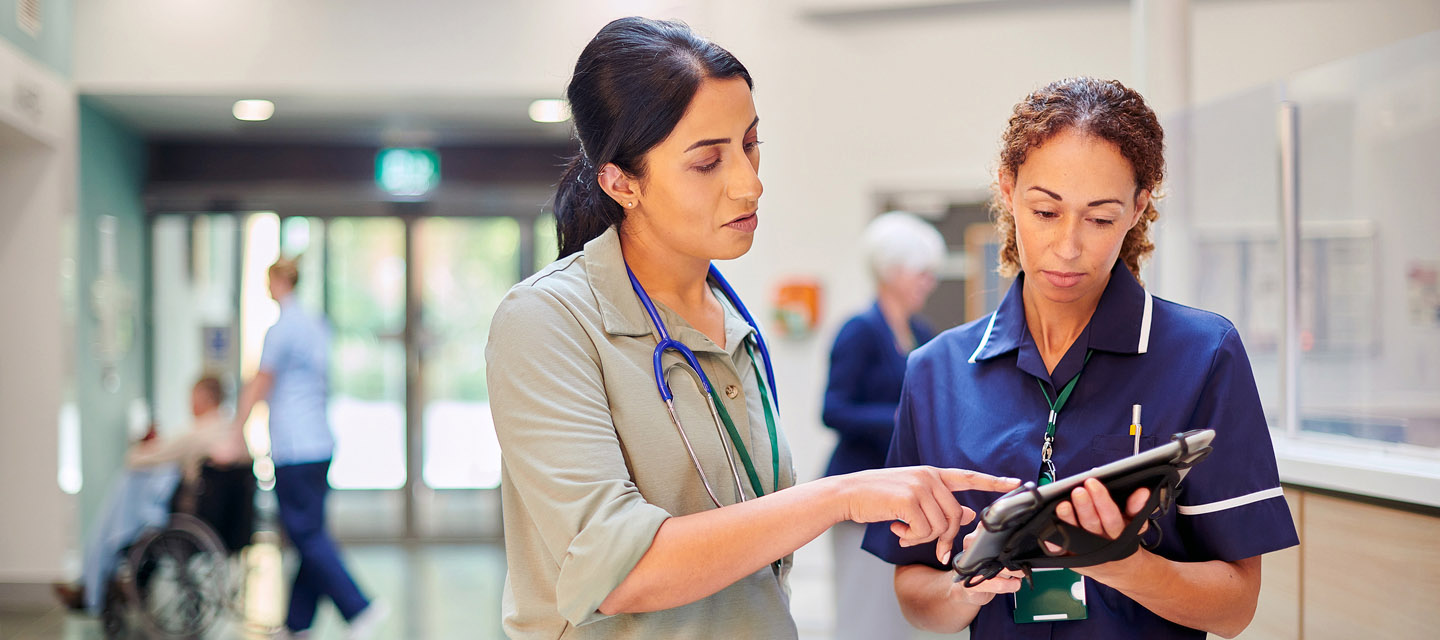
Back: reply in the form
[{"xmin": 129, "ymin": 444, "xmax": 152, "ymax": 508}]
[
  {"xmin": 1177, "ymin": 487, "xmax": 1285, "ymax": 516},
  {"xmin": 968, "ymin": 311, "xmax": 998, "ymax": 364}
]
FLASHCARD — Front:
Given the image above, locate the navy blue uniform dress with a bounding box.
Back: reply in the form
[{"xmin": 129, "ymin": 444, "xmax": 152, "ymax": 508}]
[
  {"xmin": 863, "ymin": 262, "xmax": 1299, "ymax": 639},
  {"xmin": 822, "ymin": 302, "xmax": 935, "ymax": 478}
]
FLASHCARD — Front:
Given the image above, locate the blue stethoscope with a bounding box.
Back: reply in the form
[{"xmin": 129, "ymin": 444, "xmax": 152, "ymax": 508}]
[{"xmin": 626, "ymin": 263, "xmax": 780, "ymax": 508}]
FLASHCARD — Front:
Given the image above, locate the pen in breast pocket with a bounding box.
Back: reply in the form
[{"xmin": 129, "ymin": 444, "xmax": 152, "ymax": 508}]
[{"xmin": 1129, "ymin": 404, "xmax": 1142, "ymax": 455}]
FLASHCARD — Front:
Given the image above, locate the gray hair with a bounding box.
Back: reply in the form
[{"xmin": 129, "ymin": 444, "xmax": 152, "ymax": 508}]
[{"xmin": 863, "ymin": 211, "xmax": 945, "ymax": 281}]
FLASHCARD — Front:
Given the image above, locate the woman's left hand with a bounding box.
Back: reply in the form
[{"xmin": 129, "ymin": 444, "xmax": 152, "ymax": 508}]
[{"xmin": 1043, "ymin": 478, "xmax": 1151, "ymax": 579}]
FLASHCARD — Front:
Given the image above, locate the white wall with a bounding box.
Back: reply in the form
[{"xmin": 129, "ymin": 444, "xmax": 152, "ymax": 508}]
[
  {"xmin": 0, "ymin": 37, "xmax": 77, "ymax": 587},
  {"xmin": 70, "ymin": 0, "xmax": 1440, "ymax": 480},
  {"xmin": 1191, "ymin": 0, "xmax": 1440, "ymax": 106}
]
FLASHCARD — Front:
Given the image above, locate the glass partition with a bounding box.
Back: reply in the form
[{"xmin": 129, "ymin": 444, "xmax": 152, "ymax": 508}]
[
  {"xmin": 1177, "ymin": 31, "xmax": 1440, "ymax": 452},
  {"xmin": 1287, "ymin": 32, "xmax": 1440, "ymax": 448}
]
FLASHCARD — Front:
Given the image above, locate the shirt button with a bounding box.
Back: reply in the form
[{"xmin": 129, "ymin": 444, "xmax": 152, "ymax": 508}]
[{"xmin": 725, "ymin": 385, "xmax": 740, "ymax": 399}]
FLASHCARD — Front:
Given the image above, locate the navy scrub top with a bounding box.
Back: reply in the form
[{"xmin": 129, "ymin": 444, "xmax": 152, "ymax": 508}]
[
  {"xmin": 821, "ymin": 302, "xmax": 935, "ymax": 477},
  {"xmin": 863, "ymin": 261, "xmax": 1299, "ymax": 640}
]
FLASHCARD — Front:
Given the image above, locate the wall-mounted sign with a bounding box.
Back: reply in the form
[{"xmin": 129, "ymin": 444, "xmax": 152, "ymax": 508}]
[
  {"xmin": 773, "ymin": 278, "xmax": 822, "ymax": 340},
  {"xmin": 202, "ymin": 325, "xmax": 233, "ymax": 371},
  {"xmin": 376, "ymin": 147, "xmax": 440, "ymax": 197},
  {"xmin": 0, "ymin": 39, "xmax": 67, "ymax": 145}
]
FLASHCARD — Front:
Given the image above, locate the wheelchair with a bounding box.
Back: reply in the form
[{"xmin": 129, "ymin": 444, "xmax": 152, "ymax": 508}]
[
  {"xmin": 101, "ymin": 512, "xmax": 234, "ymax": 639},
  {"xmin": 101, "ymin": 463, "xmax": 263, "ymax": 640}
]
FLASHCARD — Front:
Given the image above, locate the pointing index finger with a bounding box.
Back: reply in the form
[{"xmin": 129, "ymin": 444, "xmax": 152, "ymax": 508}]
[{"xmin": 938, "ymin": 468, "xmax": 1021, "ymax": 493}]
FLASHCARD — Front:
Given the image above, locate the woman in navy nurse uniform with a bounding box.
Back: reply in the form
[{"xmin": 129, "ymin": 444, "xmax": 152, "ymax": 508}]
[{"xmin": 862, "ymin": 77, "xmax": 1299, "ymax": 639}]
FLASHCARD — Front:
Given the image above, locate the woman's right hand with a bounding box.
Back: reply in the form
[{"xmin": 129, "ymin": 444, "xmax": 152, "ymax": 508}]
[
  {"xmin": 836, "ymin": 466, "xmax": 1019, "ymax": 566},
  {"xmin": 949, "ymin": 529, "xmax": 1025, "ymax": 605}
]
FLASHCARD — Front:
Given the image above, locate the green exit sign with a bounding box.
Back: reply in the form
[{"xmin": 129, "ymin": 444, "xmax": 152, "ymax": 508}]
[{"xmin": 376, "ymin": 148, "xmax": 440, "ymax": 197}]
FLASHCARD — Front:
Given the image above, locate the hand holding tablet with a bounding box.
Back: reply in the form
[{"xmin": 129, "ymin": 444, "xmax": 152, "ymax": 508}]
[{"xmin": 953, "ymin": 429, "xmax": 1216, "ymax": 587}]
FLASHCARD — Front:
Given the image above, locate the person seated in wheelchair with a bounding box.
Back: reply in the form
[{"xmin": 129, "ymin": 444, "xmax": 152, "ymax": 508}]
[{"xmin": 54, "ymin": 375, "xmax": 255, "ymax": 614}]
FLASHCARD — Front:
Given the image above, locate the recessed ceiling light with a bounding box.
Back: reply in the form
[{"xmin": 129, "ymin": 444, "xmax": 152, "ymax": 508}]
[
  {"xmin": 233, "ymin": 99, "xmax": 275, "ymax": 122},
  {"xmin": 528, "ymin": 99, "xmax": 570, "ymax": 123}
]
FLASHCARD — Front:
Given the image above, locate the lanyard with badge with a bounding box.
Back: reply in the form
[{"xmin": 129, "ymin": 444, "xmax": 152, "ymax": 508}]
[{"xmin": 1014, "ymin": 350, "xmax": 1093, "ymax": 624}]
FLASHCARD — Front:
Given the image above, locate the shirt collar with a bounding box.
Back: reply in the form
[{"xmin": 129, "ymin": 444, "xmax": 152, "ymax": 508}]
[
  {"xmin": 685, "ymin": 287, "xmax": 757, "ymax": 358},
  {"xmin": 583, "ymin": 226, "xmax": 755, "ymax": 356},
  {"xmin": 1087, "ymin": 260, "xmax": 1155, "ymax": 355},
  {"xmin": 583, "ymin": 226, "xmax": 655, "ymax": 338},
  {"xmin": 968, "ymin": 260, "xmax": 1154, "ymax": 365}
]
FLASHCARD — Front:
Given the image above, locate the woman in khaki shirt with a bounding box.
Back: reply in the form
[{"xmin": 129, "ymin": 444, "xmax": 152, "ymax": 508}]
[{"xmin": 485, "ymin": 17, "xmax": 1018, "ymax": 639}]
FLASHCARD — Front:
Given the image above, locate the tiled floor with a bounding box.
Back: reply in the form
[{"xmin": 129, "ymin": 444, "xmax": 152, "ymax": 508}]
[
  {"xmin": 0, "ymin": 544, "xmax": 507, "ymax": 640},
  {"xmin": 0, "ymin": 533, "xmax": 959, "ymax": 639}
]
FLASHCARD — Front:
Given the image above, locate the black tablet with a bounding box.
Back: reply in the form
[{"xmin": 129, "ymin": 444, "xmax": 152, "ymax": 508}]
[{"xmin": 952, "ymin": 429, "xmax": 1215, "ymax": 585}]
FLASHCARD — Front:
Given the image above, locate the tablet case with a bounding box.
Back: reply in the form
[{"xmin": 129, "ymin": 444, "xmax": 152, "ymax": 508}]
[{"xmin": 953, "ymin": 429, "xmax": 1215, "ymax": 587}]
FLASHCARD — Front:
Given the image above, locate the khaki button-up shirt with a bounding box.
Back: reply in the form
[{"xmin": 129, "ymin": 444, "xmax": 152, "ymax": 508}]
[{"xmin": 486, "ymin": 226, "xmax": 797, "ymax": 639}]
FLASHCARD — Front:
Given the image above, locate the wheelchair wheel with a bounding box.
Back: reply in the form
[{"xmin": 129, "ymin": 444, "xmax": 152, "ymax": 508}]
[{"xmin": 121, "ymin": 513, "xmax": 230, "ymax": 640}]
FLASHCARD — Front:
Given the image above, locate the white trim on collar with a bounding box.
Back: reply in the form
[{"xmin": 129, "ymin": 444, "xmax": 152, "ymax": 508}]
[
  {"xmin": 1138, "ymin": 290, "xmax": 1153, "ymax": 354},
  {"xmin": 968, "ymin": 311, "xmax": 998, "ymax": 364}
]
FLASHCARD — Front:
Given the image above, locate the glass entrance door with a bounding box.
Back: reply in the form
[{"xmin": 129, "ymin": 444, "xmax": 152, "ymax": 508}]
[
  {"xmin": 222, "ymin": 212, "xmax": 537, "ymax": 539},
  {"xmin": 412, "ymin": 217, "xmax": 521, "ymax": 539},
  {"xmin": 315, "ymin": 217, "xmax": 410, "ymax": 537},
  {"xmin": 241, "ymin": 215, "xmax": 412, "ymax": 538}
]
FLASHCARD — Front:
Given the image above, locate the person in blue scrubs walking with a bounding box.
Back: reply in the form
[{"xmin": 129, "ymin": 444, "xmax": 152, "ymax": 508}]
[
  {"xmin": 232, "ymin": 258, "xmax": 387, "ymax": 639},
  {"xmin": 822, "ymin": 211, "xmax": 944, "ymax": 640},
  {"xmin": 863, "ymin": 77, "xmax": 1299, "ymax": 639}
]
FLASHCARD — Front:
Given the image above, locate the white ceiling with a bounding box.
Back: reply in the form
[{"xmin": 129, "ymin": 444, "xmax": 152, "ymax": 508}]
[{"xmin": 85, "ymin": 93, "xmax": 576, "ymax": 145}]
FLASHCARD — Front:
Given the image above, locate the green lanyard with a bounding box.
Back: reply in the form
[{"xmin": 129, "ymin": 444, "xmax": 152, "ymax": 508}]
[
  {"xmin": 1034, "ymin": 350, "xmax": 1093, "ymax": 485},
  {"xmin": 704, "ymin": 339, "xmax": 781, "ymax": 498}
]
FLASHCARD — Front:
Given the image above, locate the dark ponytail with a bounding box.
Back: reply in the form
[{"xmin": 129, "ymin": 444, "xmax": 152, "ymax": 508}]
[
  {"xmin": 554, "ymin": 153, "xmax": 623, "ymax": 259},
  {"xmin": 553, "ymin": 17, "xmax": 753, "ymax": 259}
]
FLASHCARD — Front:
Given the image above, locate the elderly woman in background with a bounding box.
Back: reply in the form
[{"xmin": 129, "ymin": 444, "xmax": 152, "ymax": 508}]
[{"xmin": 821, "ymin": 211, "xmax": 946, "ymax": 640}]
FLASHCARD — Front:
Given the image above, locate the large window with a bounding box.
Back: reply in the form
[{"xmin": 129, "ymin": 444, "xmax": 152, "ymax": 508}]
[{"xmin": 1287, "ymin": 35, "xmax": 1440, "ymax": 449}]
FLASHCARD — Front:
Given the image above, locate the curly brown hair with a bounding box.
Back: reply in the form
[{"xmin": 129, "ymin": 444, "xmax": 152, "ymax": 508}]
[{"xmin": 989, "ymin": 77, "xmax": 1165, "ymax": 282}]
